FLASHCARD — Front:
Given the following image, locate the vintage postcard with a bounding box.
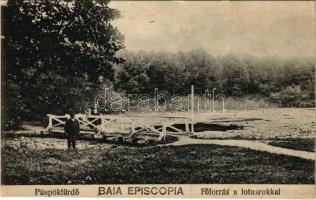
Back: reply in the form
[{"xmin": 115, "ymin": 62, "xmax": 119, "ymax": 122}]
[{"xmin": 0, "ymin": 0, "xmax": 315, "ymax": 198}]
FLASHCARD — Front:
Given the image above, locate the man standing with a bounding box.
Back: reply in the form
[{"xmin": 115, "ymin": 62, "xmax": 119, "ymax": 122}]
[{"xmin": 64, "ymin": 109, "xmax": 80, "ymax": 151}]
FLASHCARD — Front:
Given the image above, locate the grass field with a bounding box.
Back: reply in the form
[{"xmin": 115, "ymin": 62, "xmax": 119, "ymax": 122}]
[
  {"xmin": 2, "ymin": 143, "xmax": 314, "ymax": 185},
  {"xmin": 2, "ymin": 108, "xmax": 315, "ymax": 184},
  {"xmin": 268, "ymin": 139, "xmax": 315, "ymax": 152}
]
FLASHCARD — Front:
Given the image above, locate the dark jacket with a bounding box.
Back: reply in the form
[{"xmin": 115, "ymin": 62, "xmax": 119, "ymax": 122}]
[{"xmin": 64, "ymin": 118, "xmax": 80, "ymax": 137}]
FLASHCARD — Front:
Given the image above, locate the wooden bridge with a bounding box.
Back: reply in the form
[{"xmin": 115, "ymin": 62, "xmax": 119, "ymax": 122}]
[
  {"xmin": 42, "ymin": 113, "xmax": 193, "ymax": 141},
  {"xmin": 42, "ymin": 86, "xmax": 201, "ymax": 141}
]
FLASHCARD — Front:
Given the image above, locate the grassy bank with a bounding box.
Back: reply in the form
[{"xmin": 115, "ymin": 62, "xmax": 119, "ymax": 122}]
[
  {"xmin": 268, "ymin": 138, "xmax": 315, "ymax": 152},
  {"xmin": 2, "ymin": 144, "xmax": 314, "ymax": 185}
]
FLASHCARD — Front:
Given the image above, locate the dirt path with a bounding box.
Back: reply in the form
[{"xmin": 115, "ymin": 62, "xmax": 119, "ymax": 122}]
[{"xmin": 163, "ymin": 136, "xmax": 315, "ymax": 160}]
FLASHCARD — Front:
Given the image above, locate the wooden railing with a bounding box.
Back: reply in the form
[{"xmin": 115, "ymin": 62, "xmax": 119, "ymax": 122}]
[{"xmin": 44, "ymin": 114, "xmax": 192, "ymax": 141}]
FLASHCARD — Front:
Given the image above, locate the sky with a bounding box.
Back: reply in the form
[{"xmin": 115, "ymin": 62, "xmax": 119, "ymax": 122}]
[{"xmin": 109, "ymin": 1, "xmax": 316, "ymax": 59}]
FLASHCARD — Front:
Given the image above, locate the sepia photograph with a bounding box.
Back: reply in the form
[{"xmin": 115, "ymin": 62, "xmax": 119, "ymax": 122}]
[{"xmin": 0, "ymin": 0, "xmax": 315, "ymax": 198}]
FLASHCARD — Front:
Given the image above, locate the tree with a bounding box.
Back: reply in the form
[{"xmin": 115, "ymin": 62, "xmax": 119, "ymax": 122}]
[
  {"xmin": 2, "ymin": 0, "xmax": 124, "ymax": 129},
  {"xmin": 114, "ymin": 51, "xmax": 150, "ymax": 93},
  {"xmin": 220, "ymin": 54, "xmax": 249, "ymax": 96},
  {"xmin": 270, "ymin": 85, "xmax": 306, "ymax": 107}
]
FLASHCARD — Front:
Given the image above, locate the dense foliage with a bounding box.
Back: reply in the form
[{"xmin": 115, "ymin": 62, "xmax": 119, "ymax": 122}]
[
  {"xmin": 114, "ymin": 50, "xmax": 315, "ymax": 107},
  {"xmin": 2, "ymin": 0, "xmax": 124, "ymax": 129}
]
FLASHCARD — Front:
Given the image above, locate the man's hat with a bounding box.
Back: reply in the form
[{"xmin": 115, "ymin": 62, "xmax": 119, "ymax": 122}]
[{"xmin": 69, "ymin": 109, "xmax": 74, "ymax": 115}]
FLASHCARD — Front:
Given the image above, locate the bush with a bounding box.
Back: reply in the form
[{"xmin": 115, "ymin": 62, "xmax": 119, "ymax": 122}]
[{"xmin": 270, "ymin": 85, "xmax": 313, "ymax": 107}]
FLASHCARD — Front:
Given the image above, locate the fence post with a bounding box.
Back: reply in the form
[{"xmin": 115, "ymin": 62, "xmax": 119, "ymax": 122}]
[
  {"xmin": 185, "ymin": 119, "xmax": 190, "ymax": 133},
  {"xmin": 161, "ymin": 124, "xmax": 167, "ymax": 141},
  {"xmin": 191, "ymin": 85, "xmax": 195, "ymax": 134},
  {"xmin": 47, "ymin": 115, "xmax": 53, "ymax": 133},
  {"xmin": 48, "ymin": 115, "xmax": 52, "ymax": 128}
]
